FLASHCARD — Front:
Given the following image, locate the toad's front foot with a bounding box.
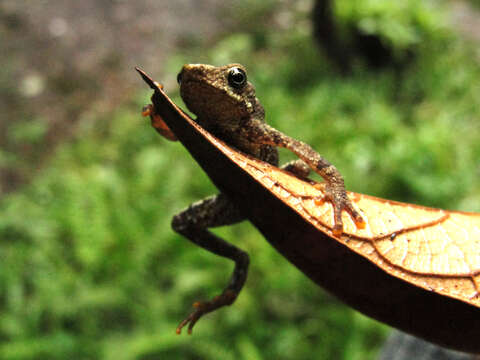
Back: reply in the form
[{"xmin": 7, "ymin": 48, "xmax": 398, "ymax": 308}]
[
  {"xmin": 142, "ymin": 104, "xmax": 178, "ymax": 141},
  {"xmin": 176, "ymin": 290, "xmax": 238, "ymax": 335},
  {"xmin": 314, "ymin": 183, "xmax": 366, "ymax": 236}
]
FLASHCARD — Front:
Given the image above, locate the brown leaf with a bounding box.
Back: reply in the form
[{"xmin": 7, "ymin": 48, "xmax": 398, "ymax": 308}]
[{"xmin": 137, "ymin": 68, "xmax": 480, "ymax": 354}]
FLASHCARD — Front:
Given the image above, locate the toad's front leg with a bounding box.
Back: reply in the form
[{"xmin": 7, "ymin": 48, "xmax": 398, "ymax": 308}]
[
  {"xmin": 171, "ymin": 193, "xmax": 248, "ymax": 334},
  {"xmin": 241, "ymin": 119, "xmax": 365, "ymax": 236}
]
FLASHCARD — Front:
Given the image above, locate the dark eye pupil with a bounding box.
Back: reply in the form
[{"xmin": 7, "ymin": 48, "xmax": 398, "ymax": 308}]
[
  {"xmin": 228, "ymin": 67, "xmax": 246, "ymax": 88},
  {"xmin": 177, "ymin": 72, "xmax": 182, "ymax": 84}
]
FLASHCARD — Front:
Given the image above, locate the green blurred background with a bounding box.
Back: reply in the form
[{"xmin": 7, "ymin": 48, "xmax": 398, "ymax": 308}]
[{"xmin": 1, "ymin": 0, "xmax": 480, "ymax": 359}]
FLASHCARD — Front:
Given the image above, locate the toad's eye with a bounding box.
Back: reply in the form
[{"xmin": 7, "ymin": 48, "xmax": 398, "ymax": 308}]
[
  {"xmin": 227, "ymin": 67, "xmax": 247, "ymax": 89},
  {"xmin": 177, "ymin": 72, "xmax": 182, "ymax": 84}
]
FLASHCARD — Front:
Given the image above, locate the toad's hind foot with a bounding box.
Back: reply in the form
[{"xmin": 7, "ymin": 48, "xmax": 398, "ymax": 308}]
[
  {"xmin": 176, "ymin": 290, "xmax": 238, "ymax": 335},
  {"xmin": 314, "ymin": 184, "xmax": 366, "ymax": 236}
]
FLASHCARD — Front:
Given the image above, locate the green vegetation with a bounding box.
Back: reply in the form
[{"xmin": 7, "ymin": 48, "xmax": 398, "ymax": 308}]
[
  {"xmin": 335, "ymin": 0, "xmax": 449, "ymax": 49},
  {"xmin": 1, "ymin": 1, "xmax": 480, "ymax": 359}
]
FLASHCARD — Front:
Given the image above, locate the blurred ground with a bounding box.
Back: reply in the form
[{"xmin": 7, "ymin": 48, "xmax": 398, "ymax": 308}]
[
  {"xmin": 452, "ymin": 0, "xmax": 480, "ymax": 43},
  {"xmin": 0, "ymin": 0, "xmax": 236, "ymax": 193}
]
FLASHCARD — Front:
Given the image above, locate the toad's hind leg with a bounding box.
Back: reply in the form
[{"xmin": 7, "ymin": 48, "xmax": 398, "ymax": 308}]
[
  {"xmin": 281, "ymin": 159, "xmax": 311, "ymax": 179},
  {"xmin": 171, "ymin": 193, "xmax": 248, "ymax": 334}
]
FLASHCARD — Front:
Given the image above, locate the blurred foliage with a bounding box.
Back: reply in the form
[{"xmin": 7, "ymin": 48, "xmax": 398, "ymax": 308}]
[
  {"xmin": 1, "ymin": 0, "xmax": 480, "ymax": 359},
  {"xmin": 335, "ymin": 0, "xmax": 449, "ymax": 50}
]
